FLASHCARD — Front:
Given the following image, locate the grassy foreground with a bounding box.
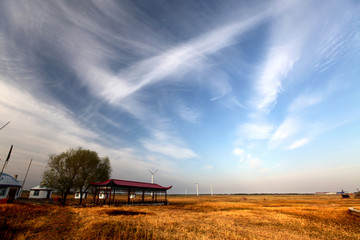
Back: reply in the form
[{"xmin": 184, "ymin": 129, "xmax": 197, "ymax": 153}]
[{"xmin": 1, "ymin": 195, "xmax": 359, "ymax": 239}]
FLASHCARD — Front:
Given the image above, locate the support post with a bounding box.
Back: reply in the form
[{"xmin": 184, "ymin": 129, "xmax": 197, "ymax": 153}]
[
  {"xmin": 93, "ymin": 188, "xmax": 97, "ymax": 204},
  {"xmin": 127, "ymin": 189, "xmax": 130, "ymax": 204},
  {"xmin": 142, "ymin": 190, "xmax": 145, "ymax": 203},
  {"xmin": 113, "ymin": 188, "xmax": 115, "ymax": 203},
  {"xmin": 165, "ymin": 191, "xmax": 167, "ymax": 204},
  {"xmin": 109, "ymin": 187, "xmax": 112, "ymax": 205},
  {"xmin": 102, "ymin": 188, "xmax": 106, "ymax": 204}
]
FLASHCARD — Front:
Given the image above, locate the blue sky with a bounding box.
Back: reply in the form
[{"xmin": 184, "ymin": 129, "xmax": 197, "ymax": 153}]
[{"xmin": 0, "ymin": 0, "xmax": 359, "ymax": 193}]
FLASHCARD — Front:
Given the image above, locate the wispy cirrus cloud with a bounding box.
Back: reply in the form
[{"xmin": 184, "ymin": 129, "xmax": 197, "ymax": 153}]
[
  {"xmin": 252, "ymin": 45, "xmax": 299, "ymax": 112},
  {"xmin": 288, "ymin": 93, "xmax": 324, "ymax": 113},
  {"xmin": 237, "ymin": 122, "xmax": 274, "ymax": 140},
  {"xmin": 269, "ymin": 117, "xmax": 300, "ymax": 149},
  {"xmin": 0, "ymin": 1, "xmax": 276, "ymax": 162},
  {"xmin": 270, "ymin": 90, "xmax": 328, "ymax": 149},
  {"xmin": 287, "ymin": 138, "xmax": 310, "ymax": 150},
  {"xmin": 141, "ymin": 130, "xmax": 198, "ymax": 159},
  {"xmin": 0, "ymin": 80, "xmax": 146, "ymax": 188},
  {"xmin": 92, "ymin": 14, "xmax": 269, "ymax": 105},
  {"xmin": 174, "ymin": 99, "xmax": 202, "ymax": 124}
]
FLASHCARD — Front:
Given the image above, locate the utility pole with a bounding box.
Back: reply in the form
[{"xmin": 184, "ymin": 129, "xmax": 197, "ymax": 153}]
[{"xmin": 21, "ymin": 159, "xmax": 32, "ymax": 189}]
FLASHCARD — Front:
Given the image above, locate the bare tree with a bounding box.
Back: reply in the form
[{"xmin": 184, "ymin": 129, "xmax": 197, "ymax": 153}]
[
  {"xmin": 43, "ymin": 147, "xmax": 111, "ymax": 205},
  {"xmin": 74, "ymin": 150, "xmax": 111, "ymax": 204}
]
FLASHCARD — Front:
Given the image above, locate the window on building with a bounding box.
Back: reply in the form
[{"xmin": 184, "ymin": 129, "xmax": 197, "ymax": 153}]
[
  {"xmin": 0, "ymin": 188, "xmax": 6, "ymax": 196},
  {"xmin": 33, "ymin": 190, "xmax": 40, "ymax": 196}
]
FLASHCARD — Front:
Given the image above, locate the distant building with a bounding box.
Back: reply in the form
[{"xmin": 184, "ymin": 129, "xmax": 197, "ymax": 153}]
[
  {"xmin": 0, "ymin": 173, "xmax": 22, "ymax": 202},
  {"xmin": 29, "ymin": 185, "xmax": 52, "ymax": 199},
  {"xmin": 315, "ymin": 192, "xmax": 336, "ymax": 195},
  {"xmin": 75, "ymin": 192, "xmax": 88, "ymax": 199},
  {"xmin": 315, "ymin": 192, "xmax": 329, "ymax": 195}
]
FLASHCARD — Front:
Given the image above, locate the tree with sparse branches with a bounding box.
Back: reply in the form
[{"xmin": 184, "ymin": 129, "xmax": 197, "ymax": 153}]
[
  {"xmin": 74, "ymin": 149, "xmax": 111, "ymax": 204},
  {"xmin": 42, "ymin": 147, "xmax": 111, "ymax": 205}
]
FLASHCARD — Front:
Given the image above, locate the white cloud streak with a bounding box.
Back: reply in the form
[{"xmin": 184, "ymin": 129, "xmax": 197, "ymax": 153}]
[
  {"xmin": 288, "ymin": 93, "xmax": 324, "ymax": 113},
  {"xmin": 269, "ymin": 117, "xmax": 300, "ymax": 149},
  {"xmin": 141, "ymin": 130, "xmax": 198, "ymax": 160},
  {"xmin": 174, "ymin": 99, "xmax": 202, "ymax": 124},
  {"xmin": 253, "ymin": 45, "xmax": 299, "ymax": 112},
  {"xmin": 287, "ymin": 138, "xmax": 310, "ymax": 150},
  {"xmin": 94, "ymin": 14, "xmax": 268, "ymax": 105},
  {"xmin": 238, "ymin": 122, "xmax": 274, "ymax": 140}
]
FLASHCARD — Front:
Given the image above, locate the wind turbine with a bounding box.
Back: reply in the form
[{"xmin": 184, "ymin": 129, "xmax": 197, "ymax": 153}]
[
  {"xmin": 210, "ymin": 184, "xmax": 213, "ymax": 196},
  {"xmin": 196, "ymin": 183, "xmax": 199, "ymax": 196},
  {"xmin": 148, "ymin": 169, "xmax": 158, "ymax": 184}
]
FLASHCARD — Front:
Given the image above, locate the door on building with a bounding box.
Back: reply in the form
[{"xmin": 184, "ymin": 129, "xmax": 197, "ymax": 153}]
[{"xmin": 7, "ymin": 188, "xmax": 18, "ymax": 202}]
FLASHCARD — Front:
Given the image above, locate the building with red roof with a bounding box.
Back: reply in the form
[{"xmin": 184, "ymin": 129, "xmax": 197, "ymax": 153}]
[{"xmin": 90, "ymin": 179, "xmax": 172, "ymax": 205}]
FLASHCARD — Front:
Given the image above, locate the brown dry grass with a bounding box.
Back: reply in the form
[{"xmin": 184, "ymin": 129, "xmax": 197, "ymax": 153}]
[{"xmin": 1, "ymin": 195, "xmax": 360, "ymax": 239}]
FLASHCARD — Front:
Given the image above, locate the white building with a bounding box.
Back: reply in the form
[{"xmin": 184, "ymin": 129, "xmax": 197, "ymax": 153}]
[
  {"xmin": 0, "ymin": 173, "xmax": 22, "ymax": 202},
  {"xmin": 29, "ymin": 185, "xmax": 52, "ymax": 199},
  {"xmin": 75, "ymin": 192, "xmax": 88, "ymax": 199}
]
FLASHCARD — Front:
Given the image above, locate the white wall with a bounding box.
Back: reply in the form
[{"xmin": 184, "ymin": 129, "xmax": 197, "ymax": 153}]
[
  {"xmin": 75, "ymin": 192, "xmax": 87, "ymax": 199},
  {"xmin": 29, "ymin": 189, "xmax": 52, "ymax": 199}
]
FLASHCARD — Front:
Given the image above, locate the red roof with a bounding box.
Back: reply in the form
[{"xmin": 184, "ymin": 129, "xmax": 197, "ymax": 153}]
[{"xmin": 90, "ymin": 179, "xmax": 172, "ymax": 190}]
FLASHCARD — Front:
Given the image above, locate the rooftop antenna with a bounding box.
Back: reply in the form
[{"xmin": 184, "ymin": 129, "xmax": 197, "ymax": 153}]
[
  {"xmin": 0, "ymin": 121, "xmax": 10, "ymax": 131},
  {"xmin": 148, "ymin": 169, "xmax": 158, "ymax": 184},
  {"xmin": 0, "ymin": 145, "xmax": 13, "ymax": 178},
  {"xmin": 196, "ymin": 183, "xmax": 199, "ymax": 196}
]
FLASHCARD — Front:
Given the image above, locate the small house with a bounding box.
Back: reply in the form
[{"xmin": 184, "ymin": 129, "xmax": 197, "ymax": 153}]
[
  {"xmin": 0, "ymin": 173, "xmax": 22, "ymax": 202},
  {"xmin": 29, "ymin": 185, "xmax": 52, "ymax": 199}
]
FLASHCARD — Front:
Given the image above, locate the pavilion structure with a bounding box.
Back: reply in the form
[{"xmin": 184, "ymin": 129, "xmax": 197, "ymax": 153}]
[{"xmin": 90, "ymin": 179, "xmax": 172, "ymax": 205}]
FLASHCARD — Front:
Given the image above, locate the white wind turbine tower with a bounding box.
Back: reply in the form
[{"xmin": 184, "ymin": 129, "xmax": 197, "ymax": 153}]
[
  {"xmin": 196, "ymin": 183, "xmax": 199, "ymax": 196},
  {"xmin": 148, "ymin": 169, "xmax": 158, "ymax": 184},
  {"xmin": 210, "ymin": 184, "xmax": 213, "ymax": 196}
]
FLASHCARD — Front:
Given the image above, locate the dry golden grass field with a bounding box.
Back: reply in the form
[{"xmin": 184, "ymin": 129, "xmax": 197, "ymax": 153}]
[{"xmin": 1, "ymin": 194, "xmax": 360, "ymax": 239}]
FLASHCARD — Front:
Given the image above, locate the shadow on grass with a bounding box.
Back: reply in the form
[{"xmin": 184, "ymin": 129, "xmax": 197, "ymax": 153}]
[{"xmin": 107, "ymin": 210, "xmax": 147, "ymax": 216}]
